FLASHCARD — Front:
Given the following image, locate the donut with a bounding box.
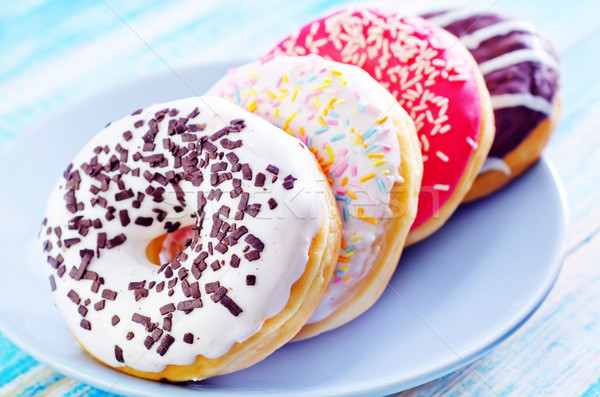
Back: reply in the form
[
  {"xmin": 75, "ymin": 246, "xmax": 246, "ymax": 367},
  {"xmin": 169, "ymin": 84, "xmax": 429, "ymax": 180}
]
[
  {"xmin": 270, "ymin": 8, "xmax": 495, "ymax": 245},
  {"xmin": 422, "ymin": 9, "xmax": 561, "ymax": 202},
  {"xmin": 207, "ymin": 55, "xmax": 422, "ymax": 339},
  {"xmin": 39, "ymin": 96, "xmax": 342, "ymax": 381}
]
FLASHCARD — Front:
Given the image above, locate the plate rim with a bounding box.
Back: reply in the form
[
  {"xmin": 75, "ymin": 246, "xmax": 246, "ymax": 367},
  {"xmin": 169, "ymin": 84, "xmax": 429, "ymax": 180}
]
[{"xmin": 0, "ymin": 62, "xmax": 569, "ymax": 397}]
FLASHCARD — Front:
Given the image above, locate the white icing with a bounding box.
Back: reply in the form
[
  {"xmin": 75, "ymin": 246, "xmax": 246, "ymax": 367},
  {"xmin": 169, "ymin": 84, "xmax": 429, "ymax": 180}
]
[
  {"xmin": 491, "ymin": 93, "xmax": 554, "ymax": 115},
  {"xmin": 207, "ymin": 55, "xmax": 404, "ymax": 323},
  {"xmin": 460, "ymin": 20, "xmax": 538, "ymax": 49},
  {"xmin": 479, "ymin": 156, "xmax": 511, "ymax": 175},
  {"xmin": 478, "ymin": 48, "xmax": 560, "ymax": 75},
  {"xmin": 41, "ymin": 97, "xmax": 325, "ymax": 372}
]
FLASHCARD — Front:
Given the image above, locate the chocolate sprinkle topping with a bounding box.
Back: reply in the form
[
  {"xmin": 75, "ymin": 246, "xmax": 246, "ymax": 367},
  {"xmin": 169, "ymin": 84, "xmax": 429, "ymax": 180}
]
[
  {"xmin": 132, "ymin": 313, "xmax": 150, "ymax": 326},
  {"xmin": 211, "ymin": 286, "xmax": 227, "ymax": 303},
  {"xmin": 177, "ymin": 298, "xmax": 203, "ymax": 311},
  {"xmin": 266, "ymin": 164, "xmax": 279, "ymax": 175},
  {"xmin": 245, "ymin": 250, "xmax": 261, "ymax": 262},
  {"xmin": 244, "ymin": 234, "xmax": 264, "ymax": 252},
  {"xmin": 119, "ymin": 210, "xmax": 130, "ymax": 227},
  {"xmin": 220, "ymin": 295, "xmax": 242, "ymax": 317},
  {"xmin": 64, "ymin": 238, "xmax": 81, "ymax": 248},
  {"xmin": 230, "ymin": 254, "xmax": 241, "ymax": 268},
  {"xmin": 144, "ymin": 336, "xmax": 155, "ymax": 349},
  {"xmin": 205, "ymin": 281, "xmax": 220, "ymax": 293},
  {"xmin": 67, "ymin": 290, "xmax": 81, "ymax": 305},
  {"xmin": 134, "ymin": 217, "xmax": 154, "ymax": 227},
  {"xmin": 254, "ymin": 173, "xmax": 266, "ymax": 187},
  {"xmin": 80, "ymin": 319, "xmax": 91, "ymax": 330},
  {"xmin": 101, "ymin": 289, "xmax": 117, "ymax": 301},
  {"xmin": 183, "ymin": 333, "xmax": 194, "ymax": 344},
  {"xmin": 128, "ymin": 281, "xmax": 145, "ymax": 290},
  {"xmin": 160, "ymin": 303, "xmax": 176, "ymax": 315},
  {"xmin": 107, "ymin": 234, "xmax": 126, "ymax": 249},
  {"xmin": 268, "ymin": 198, "xmax": 278, "ymax": 209},
  {"xmin": 282, "ymin": 179, "xmax": 295, "ymax": 190},
  {"xmin": 78, "ymin": 305, "xmax": 88, "ymax": 317},
  {"xmin": 163, "ymin": 315, "xmax": 172, "ymax": 332},
  {"xmin": 157, "ymin": 334, "xmax": 175, "ymax": 356}
]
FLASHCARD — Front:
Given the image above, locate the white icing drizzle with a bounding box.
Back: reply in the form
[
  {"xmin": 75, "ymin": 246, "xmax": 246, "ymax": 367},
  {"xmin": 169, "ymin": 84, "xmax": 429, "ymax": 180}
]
[
  {"xmin": 40, "ymin": 97, "xmax": 325, "ymax": 372},
  {"xmin": 207, "ymin": 55, "xmax": 404, "ymax": 323},
  {"xmin": 460, "ymin": 19, "xmax": 538, "ymax": 49},
  {"xmin": 478, "ymin": 48, "xmax": 560, "ymax": 75},
  {"xmin": 479, "ymin": 156, "xmax": 511, "ymax": 175},
  {"xmin": 425, "ymin": 8, "xmax": 481, "ymax": 27},
  {"xmin": 491, "ymin": 93, "xmax": 554, "ymax": 114},
  {"xmin": 427, "ymin": 9, "xmax": 559, "ymax": 118}
]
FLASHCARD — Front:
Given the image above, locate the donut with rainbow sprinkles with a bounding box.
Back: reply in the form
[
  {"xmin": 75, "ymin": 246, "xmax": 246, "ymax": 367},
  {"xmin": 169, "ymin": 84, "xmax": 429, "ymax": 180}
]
[{"xmin": 208, "ymin": 54, "xmax": 422, "ymax": 339}]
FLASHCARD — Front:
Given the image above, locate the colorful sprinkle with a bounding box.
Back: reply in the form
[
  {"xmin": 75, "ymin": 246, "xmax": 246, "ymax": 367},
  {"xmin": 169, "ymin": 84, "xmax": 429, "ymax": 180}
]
[
  {"xmin": 359, "ymin": 173, "xmax": 375, "ymax": 182},
  {"xmin": 326, "ymin": 144, "xmax": 335, "ymax": 161},
  {"xmin": 363, "ymin": 144, "xmax": 378, "ymax": 154},
  {"xmin": 376, "ymin": 115, "xmax": 389, "ymax": 124},
  {"xmin": 363, "ymin": 127, "xmax": 378, "ymax": 140},
  {"xmin": 248, "ymin": 100, "xmax": 257, "ymax": 112},
  {"xmin": 283, "ymin": 110, "xmax": 298, "ymax": 130}
]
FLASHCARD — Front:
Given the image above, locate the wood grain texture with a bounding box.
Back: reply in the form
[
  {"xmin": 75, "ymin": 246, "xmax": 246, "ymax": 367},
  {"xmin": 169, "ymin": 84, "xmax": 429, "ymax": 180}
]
[{"xmin": 1, "ymin": 0, "xmax": 599, "ymax": 396}]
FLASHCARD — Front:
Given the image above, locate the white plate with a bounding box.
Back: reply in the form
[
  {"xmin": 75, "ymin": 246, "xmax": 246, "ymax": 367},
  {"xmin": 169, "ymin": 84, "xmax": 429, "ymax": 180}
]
[{"xmin": 0, "ymin": 62, "xmax": 567, "ymax": 396}]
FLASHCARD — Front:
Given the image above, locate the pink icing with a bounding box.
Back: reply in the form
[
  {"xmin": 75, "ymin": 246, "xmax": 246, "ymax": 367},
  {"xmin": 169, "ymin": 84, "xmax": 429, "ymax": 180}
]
[{"xmin": 270, "ymin": 9, "xmax": 482, "ymax": 229}]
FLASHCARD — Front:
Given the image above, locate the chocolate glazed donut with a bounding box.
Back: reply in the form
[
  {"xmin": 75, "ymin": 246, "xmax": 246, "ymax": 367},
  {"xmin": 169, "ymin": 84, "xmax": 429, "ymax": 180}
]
[{"xmin": 423, "ymin": 9, "xmax": 561, "ymax": 201}]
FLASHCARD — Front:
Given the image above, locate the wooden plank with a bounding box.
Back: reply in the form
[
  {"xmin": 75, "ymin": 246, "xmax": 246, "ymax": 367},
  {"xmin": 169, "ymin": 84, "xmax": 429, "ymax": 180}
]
[{"xmin": 547, "ymin": 29, "xmax": 600, "ymax": 252}]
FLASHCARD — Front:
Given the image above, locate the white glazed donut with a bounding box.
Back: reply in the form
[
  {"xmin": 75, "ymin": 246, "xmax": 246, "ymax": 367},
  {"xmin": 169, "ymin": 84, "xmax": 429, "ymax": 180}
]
[
  {"xmin": 208, "ymin": 55, "xmax": 422, "ymax": 340},
  {"xmin": 39, "ymin": 96, "xmax": 341, "ymax": 381}
]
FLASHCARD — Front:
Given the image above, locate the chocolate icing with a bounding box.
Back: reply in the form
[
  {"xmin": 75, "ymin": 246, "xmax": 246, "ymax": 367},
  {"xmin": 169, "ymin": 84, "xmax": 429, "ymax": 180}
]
[{"xmin": 423, "ymin": 9, "xmax": 560, "ymax": 158}]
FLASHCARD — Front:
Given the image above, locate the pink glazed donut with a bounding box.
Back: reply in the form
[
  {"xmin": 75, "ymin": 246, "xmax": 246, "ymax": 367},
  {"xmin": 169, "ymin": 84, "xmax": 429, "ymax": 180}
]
[{"xmin": 271, "ymin": 8, "xmax": 495, "ymax": 245}]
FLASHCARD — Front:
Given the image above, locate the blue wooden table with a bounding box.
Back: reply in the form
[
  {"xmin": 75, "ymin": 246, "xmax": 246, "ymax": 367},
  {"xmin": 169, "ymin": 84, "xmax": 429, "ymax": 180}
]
[{"xmin": 1, "ymin": 0, "xmax": 599, "ymax": 395}]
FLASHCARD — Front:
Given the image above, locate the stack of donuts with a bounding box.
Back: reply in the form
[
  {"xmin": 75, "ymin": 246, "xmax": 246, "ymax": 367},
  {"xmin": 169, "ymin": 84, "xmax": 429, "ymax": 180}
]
[{"xmin": 38, "ymin": 6, "xmax": 560, "ymax": 382}]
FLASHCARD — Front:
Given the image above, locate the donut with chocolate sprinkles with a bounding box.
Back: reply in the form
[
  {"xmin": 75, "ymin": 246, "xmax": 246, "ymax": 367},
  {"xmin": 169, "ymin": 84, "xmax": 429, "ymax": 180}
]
[{"xmin": 39, "ymin": 96, "xmax": 341, "ymax": 382}]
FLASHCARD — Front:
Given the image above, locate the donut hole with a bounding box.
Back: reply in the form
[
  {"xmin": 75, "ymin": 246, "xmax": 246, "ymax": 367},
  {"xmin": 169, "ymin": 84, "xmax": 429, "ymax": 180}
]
[{"xmin": 145, "ymin": 226, "xmax": 195, "ymax": 266}]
